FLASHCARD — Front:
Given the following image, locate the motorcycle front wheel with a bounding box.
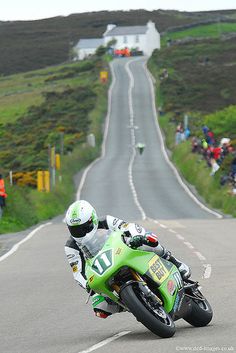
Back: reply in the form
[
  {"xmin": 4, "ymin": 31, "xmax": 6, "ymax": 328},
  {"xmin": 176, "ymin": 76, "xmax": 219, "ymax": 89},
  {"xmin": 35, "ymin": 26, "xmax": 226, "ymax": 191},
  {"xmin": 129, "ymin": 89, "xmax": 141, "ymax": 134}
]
[
  {"xmin": 120, "ymin": 283, "xmax": 175, "ymax": 338},
  {"xmin": 184, "ymin": 296, "xmax": 213, "ymax": 327}
]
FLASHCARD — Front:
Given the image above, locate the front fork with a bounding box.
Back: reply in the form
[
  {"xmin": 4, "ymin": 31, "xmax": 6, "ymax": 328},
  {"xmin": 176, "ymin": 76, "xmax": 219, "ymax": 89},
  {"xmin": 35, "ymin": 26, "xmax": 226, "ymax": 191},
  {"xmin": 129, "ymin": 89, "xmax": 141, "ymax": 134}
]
[{"xmin": 113, "ymin": 269, "xmax": 163, "ymax": 307}]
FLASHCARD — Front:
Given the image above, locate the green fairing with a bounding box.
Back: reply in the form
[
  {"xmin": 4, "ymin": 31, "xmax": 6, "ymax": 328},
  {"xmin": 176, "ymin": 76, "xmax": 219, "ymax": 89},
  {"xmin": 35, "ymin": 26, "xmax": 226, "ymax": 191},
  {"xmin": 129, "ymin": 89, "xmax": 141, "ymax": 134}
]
[{"xmin": 85, "ymin": 230, "xmax": 180, "ymax": 313}]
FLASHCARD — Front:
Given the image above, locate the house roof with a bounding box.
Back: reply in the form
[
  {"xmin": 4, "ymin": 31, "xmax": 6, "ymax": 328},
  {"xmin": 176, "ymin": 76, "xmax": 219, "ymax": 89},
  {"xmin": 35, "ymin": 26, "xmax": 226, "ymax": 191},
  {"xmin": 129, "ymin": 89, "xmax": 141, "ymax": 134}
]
[
  {"xmin": 76, "ymin": 38, "xmax": 103, "ymax": 49},
  {"xmin": 105, "ymin": 25, "xmax": 147, "ymax": 36}
]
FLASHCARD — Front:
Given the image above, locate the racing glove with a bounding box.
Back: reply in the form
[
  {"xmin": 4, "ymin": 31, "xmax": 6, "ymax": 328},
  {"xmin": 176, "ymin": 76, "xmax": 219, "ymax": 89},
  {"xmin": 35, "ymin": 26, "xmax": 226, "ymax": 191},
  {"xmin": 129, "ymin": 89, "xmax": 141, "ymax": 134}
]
[{"xmin": 128, "ymin": 233, "xmax": 159, "ymax": 249}]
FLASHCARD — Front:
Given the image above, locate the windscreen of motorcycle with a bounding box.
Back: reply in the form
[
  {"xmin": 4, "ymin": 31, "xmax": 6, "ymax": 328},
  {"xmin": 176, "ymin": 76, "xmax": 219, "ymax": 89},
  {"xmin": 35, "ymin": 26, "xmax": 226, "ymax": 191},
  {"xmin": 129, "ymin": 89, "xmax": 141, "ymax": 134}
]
[{"xmin": 80, "ymin": 229, "xmax": 112, "ymax": 258}]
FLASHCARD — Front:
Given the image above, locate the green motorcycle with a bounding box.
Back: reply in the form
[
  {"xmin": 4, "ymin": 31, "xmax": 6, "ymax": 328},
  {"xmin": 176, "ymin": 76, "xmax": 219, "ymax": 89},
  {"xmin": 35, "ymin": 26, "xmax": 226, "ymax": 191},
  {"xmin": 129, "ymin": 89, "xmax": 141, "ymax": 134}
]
[{"xmin": 84, "ymin": 229, "xmax": 213, "ymax": 338}]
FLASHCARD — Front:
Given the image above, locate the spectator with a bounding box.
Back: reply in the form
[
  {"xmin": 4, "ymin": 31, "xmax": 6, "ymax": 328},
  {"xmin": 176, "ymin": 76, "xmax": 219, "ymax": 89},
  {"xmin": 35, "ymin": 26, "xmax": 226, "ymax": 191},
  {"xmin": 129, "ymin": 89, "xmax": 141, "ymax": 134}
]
[
  {"xmin": 158, "ymin": 106, "xmax": 164, "ymax": 116},
  {"xmin": 191, "ymin": 126, "xmax": 234, "ymax": 187},
  {"xmin": 221, "ymin": 138, "xmax": 232, "ymax": 159},
  {"xmin": 210, "ymin": 159, "xmax": 220, "ymax": 176},
  {"xmin": 124, "ymin": 47, "xmax": 130, "ymax": 57},
  {"xmin": 191, "ymin": 137, "xmax": 200, "ymax": 153},
  {"xmin": 220, "ymin": 174, "xmax": 229, "ymax": 186},
  {"xmin": 206, "ymin": 146, "xmax": 214, "ymax": 168},
  {"xmin": 202, "ymin": 125, "xmax": 209, "ymax": 135},
  {"xmin": 212, "ymin": 146, "xmax": 222, "ymax": 165},
  {"xmin": 201, "ymin": 138, "xmax": 208, "ymax": 150},
  {"xmin": 232, "ymin": 186, "xmax": 236, "ymax": 196},
  {"xmin": 228, "ymin": 175, "xmax": 236, "ymax": 196},
  {"xmin": 201, "ymin": 139, "xmax": 209, "ymax": 163},
  {"xmin": 0, "ymin": 174, "xmax": 7, "ymax": 212},
  {"xmin": 220, "ymin": 138, "xmax": 231, "ymax": 147},
  {"xmin": 231, "ymin": 156, "xmax": 236, "ymax": 178},
  {"xmin": 184, "ymin": 127, "xmax": 191, "ymax": 140},
  {"xmin": 180, "ymin": 128, "xmax": 186, "ymax": 142},
  {"xmin": 206, "ymin": 130, "xmax": 215, "ymax": 146},
  {"xmin": 175, "ymin": 123, "xmax": 183, "ymax": 145},
  {"xmin": 160, "ymin": 68, "xmax": 168, "ymax": 80}
]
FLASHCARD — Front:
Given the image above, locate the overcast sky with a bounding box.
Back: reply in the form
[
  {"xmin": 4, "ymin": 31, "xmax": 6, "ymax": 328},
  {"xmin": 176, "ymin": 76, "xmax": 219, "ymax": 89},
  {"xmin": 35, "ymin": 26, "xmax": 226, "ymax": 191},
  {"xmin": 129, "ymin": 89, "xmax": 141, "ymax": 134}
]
[{"xmin": 1, "ymin": 0, "xmax": 236, "ymax": 21}]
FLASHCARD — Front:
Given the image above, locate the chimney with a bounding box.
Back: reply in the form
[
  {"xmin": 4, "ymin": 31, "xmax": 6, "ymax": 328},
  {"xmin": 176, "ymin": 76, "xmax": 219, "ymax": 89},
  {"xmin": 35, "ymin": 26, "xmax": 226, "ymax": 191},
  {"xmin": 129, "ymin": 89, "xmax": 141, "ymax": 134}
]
[
  {"xmin": 147, "ymin": 20, "xmax": 155, "ymax": 29},
  {"xmin": 103, "ymin": 24, "xmax": 116, "ymax": 36},
  {"xmin": 106, "ymin": 24, "xmax": 116, "ymax": 32}
]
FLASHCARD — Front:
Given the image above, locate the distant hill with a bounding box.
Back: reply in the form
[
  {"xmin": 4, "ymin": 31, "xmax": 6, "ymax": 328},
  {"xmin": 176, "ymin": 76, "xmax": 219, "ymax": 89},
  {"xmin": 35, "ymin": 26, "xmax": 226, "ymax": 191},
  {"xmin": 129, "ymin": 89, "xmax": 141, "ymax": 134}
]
[{"xmin": 1, "ymin": 9, "xmax": 236, "ymax": 75}]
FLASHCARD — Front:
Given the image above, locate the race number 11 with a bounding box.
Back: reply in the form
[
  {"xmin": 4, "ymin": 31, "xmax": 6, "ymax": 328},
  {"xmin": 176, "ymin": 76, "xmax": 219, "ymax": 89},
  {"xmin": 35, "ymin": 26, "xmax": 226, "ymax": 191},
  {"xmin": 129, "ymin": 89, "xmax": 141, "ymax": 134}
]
[{"xmin": 92, "ymin": 250, "xmax": 112, "ymax": 275}]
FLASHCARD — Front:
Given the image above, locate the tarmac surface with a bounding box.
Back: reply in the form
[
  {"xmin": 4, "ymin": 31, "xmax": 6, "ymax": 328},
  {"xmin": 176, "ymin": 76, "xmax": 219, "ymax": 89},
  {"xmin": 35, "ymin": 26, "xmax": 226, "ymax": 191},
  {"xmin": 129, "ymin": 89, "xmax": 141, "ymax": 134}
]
[{"xmin": 0, "ymin": 58, "xmax": 235, "ymax": 353}]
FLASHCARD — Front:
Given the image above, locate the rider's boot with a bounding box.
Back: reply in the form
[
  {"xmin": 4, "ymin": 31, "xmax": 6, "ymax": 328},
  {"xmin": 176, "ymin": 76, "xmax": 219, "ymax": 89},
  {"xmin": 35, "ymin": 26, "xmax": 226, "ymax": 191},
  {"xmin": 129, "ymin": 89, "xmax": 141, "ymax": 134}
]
[
  {"xmin": 92, "ymin": 294, "xmax": 124, "ymax": 319},
  {"xmin": 161, "ymin": 249, "xmax": 191, "ymax": 280}
]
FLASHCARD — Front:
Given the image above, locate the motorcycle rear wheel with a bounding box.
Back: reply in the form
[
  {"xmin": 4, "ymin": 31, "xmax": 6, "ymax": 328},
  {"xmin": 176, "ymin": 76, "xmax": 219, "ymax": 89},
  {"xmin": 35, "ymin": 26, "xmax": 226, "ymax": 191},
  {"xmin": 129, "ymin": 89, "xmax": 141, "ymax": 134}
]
[{"xmin": 120, "ymin": 283, "xmax": 175, "ymax": 338}]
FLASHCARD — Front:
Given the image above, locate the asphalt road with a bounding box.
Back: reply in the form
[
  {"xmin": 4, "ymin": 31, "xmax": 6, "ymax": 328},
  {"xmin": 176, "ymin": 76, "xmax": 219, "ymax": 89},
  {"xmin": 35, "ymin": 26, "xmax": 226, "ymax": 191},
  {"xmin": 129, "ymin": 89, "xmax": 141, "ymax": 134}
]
[{"xmin": 0, "ymin": 58, "xmax": 235, "ymax": 353}]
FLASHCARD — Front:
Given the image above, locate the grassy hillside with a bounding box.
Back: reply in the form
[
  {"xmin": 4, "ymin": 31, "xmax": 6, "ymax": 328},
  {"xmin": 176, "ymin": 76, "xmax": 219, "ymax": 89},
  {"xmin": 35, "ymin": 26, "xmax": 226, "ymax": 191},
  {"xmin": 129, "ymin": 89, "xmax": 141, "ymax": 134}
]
[
  {"xmin": 0, "ymin": 57, "xmax": 109, "ymax": 233},
  {"xmin": 162, "ymin": 22, "xmax": 236, "ymax": 46},
  {"xmin": 148, "ymin": 23, "xmax": 236, "ymax": 216},
  {"xmin": 0, "ymin": 60, "xmax": 103, "ymax": 174},
  {"xmin": 1, "ymin": 9, "xmax": 236, "ymax": 75},
  {"xmin": 149, "ymin": 36, "xmax": 236, "ymax": 114}
]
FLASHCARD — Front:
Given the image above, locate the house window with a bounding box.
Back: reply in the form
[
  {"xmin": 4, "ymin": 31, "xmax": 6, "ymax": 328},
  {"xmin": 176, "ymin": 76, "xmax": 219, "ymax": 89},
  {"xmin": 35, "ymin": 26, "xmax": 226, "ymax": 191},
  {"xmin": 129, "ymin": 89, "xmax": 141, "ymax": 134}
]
[
  {"xmin": 135, "ymin": 35, "xmax": 139, "ymax": 43},
  {"xmin": 123, "ymin": 36, "xmax": 127, "ymax": 44}
]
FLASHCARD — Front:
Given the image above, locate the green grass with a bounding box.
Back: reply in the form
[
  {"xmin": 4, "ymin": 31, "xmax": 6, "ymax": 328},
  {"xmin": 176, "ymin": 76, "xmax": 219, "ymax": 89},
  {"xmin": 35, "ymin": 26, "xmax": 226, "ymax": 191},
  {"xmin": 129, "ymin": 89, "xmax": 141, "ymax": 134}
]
[
  {"xmin": 172, "ymin": 142, "xmax": 236, "ymax": 217},
  {"xmin": 158, "ymin": 113, "xmax": 236, "ymax": 217},
  {"xmin": 205, "ymin": 105, "xmax": 236, "ymax": 140},
  {"xmin": 0, "ymin": 91, "xmax": 44, "ymax": 124},
  {"xmin": 0, "ymin": 146, "xmax": 99, "ymax": 233},
  {"xmin": 149, "ymin": 21, "xmax": 236, "ymax": 217},
  {"xmin": 149, "ymin": 37, "xmax": 236, "ymax": 114},
  {"xmin": 0, "ymin": 59, "xmax": 104, "ymax": 174},
  {"xmin": 0, "ymin": 57, "xmax": 109, "ymax": 234},
  {"xmin": 162, "ymin": 22, "xmax": 236, "ymax": 46},
  {"xmin": 0, "ymin": 60, "xmax": 98, "ymax": 124}
]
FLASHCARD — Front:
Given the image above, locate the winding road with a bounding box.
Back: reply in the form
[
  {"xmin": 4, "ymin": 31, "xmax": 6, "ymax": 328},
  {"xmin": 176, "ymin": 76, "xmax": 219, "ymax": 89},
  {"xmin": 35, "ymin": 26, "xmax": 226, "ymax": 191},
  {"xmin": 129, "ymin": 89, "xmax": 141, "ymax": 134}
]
[{"xmin": 0, "ymin": 58, "xmax": 235, "ymax": 353}]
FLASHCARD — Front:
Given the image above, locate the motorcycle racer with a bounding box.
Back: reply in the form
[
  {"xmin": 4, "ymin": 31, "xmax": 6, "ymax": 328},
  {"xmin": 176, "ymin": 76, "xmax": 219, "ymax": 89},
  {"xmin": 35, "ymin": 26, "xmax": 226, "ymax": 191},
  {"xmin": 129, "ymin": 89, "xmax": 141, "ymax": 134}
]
[{"xmin": 65, "ymin": 200, "xmax": 191, "ymax": 319}]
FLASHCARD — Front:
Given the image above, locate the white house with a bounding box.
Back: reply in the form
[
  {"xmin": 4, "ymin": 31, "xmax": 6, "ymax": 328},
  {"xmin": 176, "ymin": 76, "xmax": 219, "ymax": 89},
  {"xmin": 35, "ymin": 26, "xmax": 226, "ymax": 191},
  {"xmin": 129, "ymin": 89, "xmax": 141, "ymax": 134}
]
[
  {"xmin": 103, "ymin": 21, "xmax": 160, "ymax": 56},
  {"xmin": 74, "ymin": 38, "xmax": 103, "ymax": 60},
  {"xmin": 73, "ymin": 21, "xmax": 160, "ymax": 60}
]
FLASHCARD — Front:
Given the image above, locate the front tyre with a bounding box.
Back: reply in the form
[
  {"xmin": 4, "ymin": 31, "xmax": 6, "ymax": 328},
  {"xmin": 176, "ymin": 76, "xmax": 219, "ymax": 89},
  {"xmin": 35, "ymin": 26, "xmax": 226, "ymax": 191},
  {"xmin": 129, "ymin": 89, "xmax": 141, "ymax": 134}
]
[
  {"xmin": 120, "ymin": 284, "xmax": 175, "ymax": 338},
  {"xmin": 184, "ymin": 297, "xmax": 213, "ymax": 327}
]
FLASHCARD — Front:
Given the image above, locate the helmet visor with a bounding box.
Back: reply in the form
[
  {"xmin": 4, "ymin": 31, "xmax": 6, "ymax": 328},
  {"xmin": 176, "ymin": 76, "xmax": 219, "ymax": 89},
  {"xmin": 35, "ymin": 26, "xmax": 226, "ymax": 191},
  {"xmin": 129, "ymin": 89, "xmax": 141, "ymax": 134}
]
[{"xmin": 68, "ymin": 217, "xmax": 94, "ymax": 238}]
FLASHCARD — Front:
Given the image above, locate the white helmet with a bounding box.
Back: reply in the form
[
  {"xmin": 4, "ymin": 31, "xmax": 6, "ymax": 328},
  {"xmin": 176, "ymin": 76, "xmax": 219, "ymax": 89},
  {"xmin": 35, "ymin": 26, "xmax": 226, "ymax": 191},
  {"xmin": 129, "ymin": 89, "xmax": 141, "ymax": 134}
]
[{"xmin": 66, "ymin": 200, "xmax": 98, "ymax": 240}]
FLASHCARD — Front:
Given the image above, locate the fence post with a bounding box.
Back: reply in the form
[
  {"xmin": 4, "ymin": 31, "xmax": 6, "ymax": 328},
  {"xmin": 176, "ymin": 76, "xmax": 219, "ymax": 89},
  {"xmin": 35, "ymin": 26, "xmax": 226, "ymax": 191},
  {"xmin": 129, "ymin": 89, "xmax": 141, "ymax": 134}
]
[
  {"xmin": 44, "ymin": 171, "xmax": 50, "ymax": 192},
  {"xmin": 9, "ymin": 171, "xmax": 13, "ymax": 186},
  {"xmin": 51, "ymin": 146, "xmax": 56, "ymax": 187},
  {"xmin": 37, "ymin": 171, "xmax": 43, "ymax": 191}
]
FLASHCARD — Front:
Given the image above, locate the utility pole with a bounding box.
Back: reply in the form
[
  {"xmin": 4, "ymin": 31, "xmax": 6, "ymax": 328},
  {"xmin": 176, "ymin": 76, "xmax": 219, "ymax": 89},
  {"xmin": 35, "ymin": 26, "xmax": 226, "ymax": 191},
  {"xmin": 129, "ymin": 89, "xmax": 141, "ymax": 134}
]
[
  {"xmin": 60, "ymin": 132, "xmax": 64, "ymax": 155},
  {"xmin": 51, "ymin": 146, "xmax": 56, "ymax": 187},
  {"xmin": 48, "ymin": 143, "xmax": 51, "ymax": 185}
]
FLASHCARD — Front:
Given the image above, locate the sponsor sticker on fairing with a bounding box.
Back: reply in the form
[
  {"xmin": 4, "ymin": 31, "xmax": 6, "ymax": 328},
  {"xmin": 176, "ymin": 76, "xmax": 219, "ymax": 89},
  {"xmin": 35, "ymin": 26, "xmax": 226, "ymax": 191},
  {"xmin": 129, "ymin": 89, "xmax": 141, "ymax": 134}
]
[{"xmin": 167, "ymin": 280, "xmax": 176, "ymax": 295}]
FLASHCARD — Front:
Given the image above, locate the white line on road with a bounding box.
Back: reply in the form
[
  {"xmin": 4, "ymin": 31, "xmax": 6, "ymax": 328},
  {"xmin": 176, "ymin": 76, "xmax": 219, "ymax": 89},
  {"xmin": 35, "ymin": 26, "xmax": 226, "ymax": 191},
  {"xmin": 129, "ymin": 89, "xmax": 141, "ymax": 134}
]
[
  {"xmin": 184, "ymin": 241, "xmax": 195, "ymax": 249},
  {"xmin": 159, "ymin": 223, "xmax": 167, "ymax": 229},
  {"xmin": 152, "ymin": 219, "xmax": 211, "ymax": 278},
  {"xmin": 194, "ymin": 251, "xmax": 207, "ymax": 261},
  {"xmin": 168, "ymin": 229, "xmax": 177, "ymax": 234},
  {"xmin": 152, "ymin": 219, "xmax": 168, "ymax": 229},
  {"xmin": 125, "ymin": 60, "xmax": 146, "ymax": 220},
  {"xmin": 0, "ymin": 222, "xmax": 52, "ymax": 263},
  {"xmin": 77, "ymin": 331, "xmax": 131, "ymax": 353},
  {"xmin": 76, "ymin": 62, "xmax": 116, "ymax": 200},
  {"xmin": 175, "ymin": 233, "xmax": 185, "ymax": 240},
  {"xmin": 203, "ymin": 264, "xmax": 212, "ymax": 279},
  {"xmin": 143, "ymin": 61, "xmax": 223, "ymax": 219}
]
